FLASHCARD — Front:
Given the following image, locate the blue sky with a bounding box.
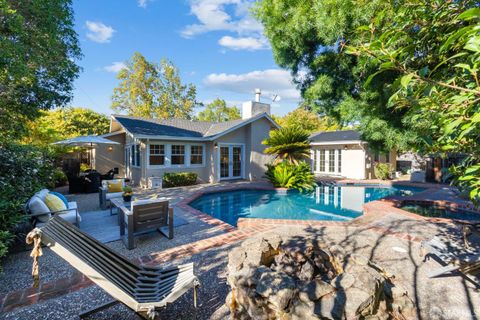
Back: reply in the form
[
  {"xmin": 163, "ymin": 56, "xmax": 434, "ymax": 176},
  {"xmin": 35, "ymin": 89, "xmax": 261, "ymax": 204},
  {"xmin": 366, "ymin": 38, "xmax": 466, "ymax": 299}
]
[{"xmin": 71, "ymin": 0, "xmax": 301, "ymax": 117}]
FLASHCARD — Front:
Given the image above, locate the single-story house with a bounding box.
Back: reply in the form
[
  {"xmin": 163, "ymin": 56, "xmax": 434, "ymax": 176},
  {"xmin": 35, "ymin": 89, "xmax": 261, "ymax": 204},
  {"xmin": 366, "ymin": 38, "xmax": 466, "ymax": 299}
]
[
  {"xmin": 309, "ymin": 130, "xmax": 396, "ymax": 180},
  {"xmin": 93, "ymin": 99, "xmax": 279, "ymax": 187}
]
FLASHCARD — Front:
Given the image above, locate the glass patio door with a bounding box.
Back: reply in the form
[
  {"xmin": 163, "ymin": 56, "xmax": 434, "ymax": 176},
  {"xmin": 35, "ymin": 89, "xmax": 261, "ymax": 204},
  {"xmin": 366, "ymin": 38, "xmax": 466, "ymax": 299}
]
[{"xmin": 219, "ymin": 145, "xmax": 243, "ymax": 179}]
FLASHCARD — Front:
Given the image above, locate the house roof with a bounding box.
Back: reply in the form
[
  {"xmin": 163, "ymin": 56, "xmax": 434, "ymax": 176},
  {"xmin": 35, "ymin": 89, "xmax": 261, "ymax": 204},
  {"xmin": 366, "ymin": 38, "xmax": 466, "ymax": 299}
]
[
  {"xmin": 309, "ymin": 130, "xmax": 362, "ymax": 143},
  {"xmin": 111, "ymin": 113, "xmax": 278, "ymax": 140}
]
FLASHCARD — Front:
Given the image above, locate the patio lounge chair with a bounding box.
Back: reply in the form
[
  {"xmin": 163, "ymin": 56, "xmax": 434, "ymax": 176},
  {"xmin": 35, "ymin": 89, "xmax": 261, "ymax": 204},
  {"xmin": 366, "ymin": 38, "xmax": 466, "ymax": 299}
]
[
  {"xmin": 421, "ymin": 236, "xmax": 480, "ymax": 284},
  {"xmin": 34, "ymin": 215, "xmax": 199, "ymax": 319},
  {"xmin": 120, "ymin": 199, "xmax": 174, "ymax": 250}
]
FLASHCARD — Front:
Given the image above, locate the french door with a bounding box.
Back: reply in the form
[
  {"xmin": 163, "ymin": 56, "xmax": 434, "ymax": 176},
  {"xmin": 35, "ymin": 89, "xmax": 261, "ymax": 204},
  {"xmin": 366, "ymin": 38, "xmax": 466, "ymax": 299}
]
[{"xmin": 219, "ymin": 144, "xmax": 243, "ymax": 180}]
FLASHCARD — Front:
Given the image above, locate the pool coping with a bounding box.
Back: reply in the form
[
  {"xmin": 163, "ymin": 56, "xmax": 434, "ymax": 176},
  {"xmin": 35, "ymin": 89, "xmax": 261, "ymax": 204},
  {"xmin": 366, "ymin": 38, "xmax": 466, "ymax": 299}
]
[{"xmin": 179, "ymin": 181, "xmax": 480, "ymax": 231}]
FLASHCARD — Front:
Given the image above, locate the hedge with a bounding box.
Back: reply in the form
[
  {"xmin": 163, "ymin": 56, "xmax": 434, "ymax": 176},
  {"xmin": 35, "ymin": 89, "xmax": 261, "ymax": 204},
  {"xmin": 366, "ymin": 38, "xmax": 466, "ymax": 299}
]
[{"xmin": 162, "ymin": 172, "xmax": 198, "ymax": 188}]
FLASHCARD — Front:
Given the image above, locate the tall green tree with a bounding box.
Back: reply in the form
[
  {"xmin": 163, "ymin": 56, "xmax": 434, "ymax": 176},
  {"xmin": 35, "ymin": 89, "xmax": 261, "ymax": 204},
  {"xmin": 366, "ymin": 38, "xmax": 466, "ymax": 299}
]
[
  {"xmin": 254, "ymin": 1, "xmax": 413, "ymax": 151},
  {"xmin": 197, "ymin": 98, "xmax": 241, "ymax": 122},
  {"xmin": 276, "ymin": 108, "xmax": 340, "ymax": 133},
  {"xmin": 24, "ymin": 107, "xmax": 110, "ymax": 145},
  {"xmin": 0, "ymin": 0, "xmax": 81, "ymax": 140},
  {"xmin": 111, "ymin": 52, "xmax": 197, "ymax": 119}
]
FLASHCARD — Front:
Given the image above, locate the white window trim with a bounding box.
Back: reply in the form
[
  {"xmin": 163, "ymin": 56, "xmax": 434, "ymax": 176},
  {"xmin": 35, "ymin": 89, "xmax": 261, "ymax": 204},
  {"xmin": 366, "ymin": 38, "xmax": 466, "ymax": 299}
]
[
  {"xmin": 129, "ymin": 143, "xmax": 141, "ymax": 168},
  {"xmin": 148, "ymin": 144, "xmax": 166, "ymax": 167},
  {"xmin": 217, "ymin": 143, "xmax": 246, "ymax": 181},
  {"xmin": 147, "ymin": 142, "xmax": 206, "ymax": 169}
]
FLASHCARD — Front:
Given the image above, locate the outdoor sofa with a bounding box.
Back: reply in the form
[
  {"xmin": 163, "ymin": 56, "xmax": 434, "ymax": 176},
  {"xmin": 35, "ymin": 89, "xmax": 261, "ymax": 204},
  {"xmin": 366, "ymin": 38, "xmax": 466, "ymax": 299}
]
[{"xmin": 25, "ymin": 189, "xmax": 81, "ymax": 227}]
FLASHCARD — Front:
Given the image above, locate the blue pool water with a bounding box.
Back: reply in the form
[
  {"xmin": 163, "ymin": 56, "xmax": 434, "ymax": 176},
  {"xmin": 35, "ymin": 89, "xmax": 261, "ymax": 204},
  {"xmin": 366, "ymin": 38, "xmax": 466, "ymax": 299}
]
[{"xmin": 189, "ymin": 185, "xmax": 425, "ymax": 226}]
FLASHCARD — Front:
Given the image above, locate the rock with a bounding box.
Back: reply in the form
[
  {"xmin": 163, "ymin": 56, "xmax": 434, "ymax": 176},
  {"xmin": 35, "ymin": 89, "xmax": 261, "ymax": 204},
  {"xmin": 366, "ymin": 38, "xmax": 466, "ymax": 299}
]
[
  {"xmin": 332, "ymin": 273, "xmax": 355, "ymax": 290},
  {"xmin": 343, "ymin": 287, "xmax": 372, "ymax": 319},
  {"xmin": 290, "ymin": 300, "xmax": 318, "ymax": 320},
  {"xmin": 228, "ymin": 247, "xmax": 246, "ymax": 272},
  {"xmin": 299, "ymin": 279, "xmax": 336, "ymax": 302},
  {"xmin": 256, "ymin": 271, "xmax": 296, "ymax": 311},
  {"xmin": 315, "ymin": 293, "xmax": 346, "ymax": 320},
  {"xmin": 299, "ymin": 260, "xmax": 315, "ymax": 281},
  {"xmin": 350, "ymin": 253, "xmax": 369, "ymax": 266}
]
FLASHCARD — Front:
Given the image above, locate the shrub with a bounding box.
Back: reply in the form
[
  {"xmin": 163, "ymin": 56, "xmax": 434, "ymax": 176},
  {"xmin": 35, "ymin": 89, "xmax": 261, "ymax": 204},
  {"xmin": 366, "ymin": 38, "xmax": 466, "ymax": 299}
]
[
  {"xmin": 52, "ymin": 169, "xmax": 68, "ymax": 187},
  {"xmin": 0, "ymin": 143, "xmax": 57, "ymax": 270},
  {"xmin": 162, "ymin": 172, "xmax": 198, "ymax": 188},
  {"xmin": 265, "ymin": 161, "xmax": 316, "ymax": 192},
  {"xmin": 374, "ymin": 163, "xmax": 392, "ymax": 180}
]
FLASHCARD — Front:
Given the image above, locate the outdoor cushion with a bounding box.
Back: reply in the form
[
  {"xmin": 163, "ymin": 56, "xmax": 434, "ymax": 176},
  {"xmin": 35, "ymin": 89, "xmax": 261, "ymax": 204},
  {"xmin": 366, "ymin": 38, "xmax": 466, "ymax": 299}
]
[
  {"xmin": 49, "ymin": 191, "xmax": 69, "ymax": 208},
  {"xmin": 107, "ymin": 180, "xmax": 123, "ymax": 193},
  {"xmin": 44, "ymin": 193, "xmax": 67, "ymax": 212},
  {"xmin": 28, "ymin": 196, "xmax": 51, "ymax": 223},
  {"xmin": 35, "ymin": 189, "xmax": 50, "ymax": 201},
  {"xmin": 57, "ymin": 209, "xmax": 81, "ymax": 224},
  {"xmin": 105, "ymin": 192, "xmax": 123, "ymax": 200},
  {"xmin": 67, "ymin": 202, "xmax": 77, "ymax": 210}
]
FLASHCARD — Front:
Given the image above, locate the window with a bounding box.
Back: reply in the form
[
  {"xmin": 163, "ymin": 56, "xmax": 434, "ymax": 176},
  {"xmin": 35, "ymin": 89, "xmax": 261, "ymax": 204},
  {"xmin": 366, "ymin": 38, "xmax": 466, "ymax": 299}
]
[
  {"xmin": 149, "ymin": 144, "xmax": 165, "ymax": 166},
  {"xmin": 374, "ymin": 151, "xmax": 379, "ymax": 162},
  {"xmin": 313, "ymin": 150, "xmax": 318, "ymax": 172},
  {"xmin": 171, "ymin": 145, "xmax": 185, "ymax": 165},
  {"xmin": 190, "ymin": 145, "xmax": 203, "ymax": 165},
  {"xmin": 329, "ymin": 150, "xmax": 335, "ymax": 172},
  {"xmin": 385, "ymin": 152, "xmax": 390, "ymax": 163},
  {"xmin": 319, "ymin": 150, "xmax": 325, "ymax": 172},
  {"xmin": 131, "ymin": 144, "xmax": 140, "ymax": 167},
  {"xmin": 337, "ymin": 149, "xmax": 342, "ymax": 173}
]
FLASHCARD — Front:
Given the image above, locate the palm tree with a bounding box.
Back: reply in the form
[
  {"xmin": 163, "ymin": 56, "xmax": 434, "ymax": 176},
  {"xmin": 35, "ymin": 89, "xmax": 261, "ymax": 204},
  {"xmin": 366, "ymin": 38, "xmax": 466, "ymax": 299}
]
[{"xmin": 262, "ymin": 126, "xmax": 311, "ymax": 164}]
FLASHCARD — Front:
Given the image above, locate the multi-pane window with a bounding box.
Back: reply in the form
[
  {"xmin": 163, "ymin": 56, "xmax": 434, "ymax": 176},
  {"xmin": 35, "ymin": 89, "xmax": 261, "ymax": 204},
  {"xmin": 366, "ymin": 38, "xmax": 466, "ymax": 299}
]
[
  {"xmin": 329, "ymin": 150, "xmax": 335, "ymax": 172},
  {"xmin": 337, "ymin": 149, "xmax": 342, "ymax": 173},
  {"xmin": 171, "ymin": 145, "xmax": 185, "ymax": 165},
  {"xmin": 319, "ymin": 150, "xmax": 325, "ymax": 172},
  {"xmin": 149, "ymin": 144, "xmax": 165, "ymax": 166},
  {"xmin": 313, "ymin": 150, "xmax": 318, "ymax": 172},
  {"xmin": 131, "ymin": 144, "xmax": 140, "ymax": 167},
  {"xmin": 190, "ymin": 145, "xmax": 203, "ymax": 165}
]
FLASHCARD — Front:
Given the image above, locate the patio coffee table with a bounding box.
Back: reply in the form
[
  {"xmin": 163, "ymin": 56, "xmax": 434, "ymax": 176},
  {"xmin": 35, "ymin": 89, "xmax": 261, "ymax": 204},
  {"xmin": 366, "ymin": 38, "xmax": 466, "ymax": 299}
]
[{"xmin": 110, "ymin": 197, "xmax": 131, "ymax": 225}]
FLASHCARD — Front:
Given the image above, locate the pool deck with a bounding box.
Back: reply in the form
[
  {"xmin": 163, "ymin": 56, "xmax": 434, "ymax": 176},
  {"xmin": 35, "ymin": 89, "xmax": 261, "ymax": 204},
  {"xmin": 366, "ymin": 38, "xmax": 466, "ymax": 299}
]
[{"xmin": 1, "ymin": 179, "xmax": 480, "ymax": 319}]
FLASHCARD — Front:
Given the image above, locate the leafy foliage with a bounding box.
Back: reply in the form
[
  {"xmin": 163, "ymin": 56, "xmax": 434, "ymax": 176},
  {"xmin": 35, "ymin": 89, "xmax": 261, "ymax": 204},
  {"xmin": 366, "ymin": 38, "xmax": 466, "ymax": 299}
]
[
  {"xmin": 197, "ymin": 98, "xmax": 241, "ymax": 122},
  {"xmin": 0, "ymin": 143, "xmax": 58, "ymax": 267},
  {"xmin": 0, "ymin": 0, "xmax": 81, "ymax": 140},
  {"xmin": 24, "ymin": 107, "xmax": 110, "ymax": 145},
  {"xmin": 345, "ymin": 2, "xmax": 480, "ymax": 202},
  {"xmin": 112, "ymin": 52, "xmax": 197, "ymax": 119},
  {"xmin": 374, "ymin": 163, "xmax": 392, "ymax": 180},
  {"xmin": 163, "ymin": 172, "xmax": 198, "ymax": 188},
  {"xmin": 265, "ymin": 161, "xmax": 316, "ymax": 192},
  {"xmin": 262, "ymin": 126, "xmax": 311, "ymax": 164},
  {"xmin": 275, "ymin": 108, "xmax": 340, "ymax": 133}
]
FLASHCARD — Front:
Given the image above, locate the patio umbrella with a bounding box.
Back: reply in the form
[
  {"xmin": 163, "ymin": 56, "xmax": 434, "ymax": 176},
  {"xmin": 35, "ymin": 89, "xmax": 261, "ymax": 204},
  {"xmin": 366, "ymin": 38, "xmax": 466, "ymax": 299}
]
[{"xmin": 53, "ymin": 135, "xmax": 120, "ymax": 169}]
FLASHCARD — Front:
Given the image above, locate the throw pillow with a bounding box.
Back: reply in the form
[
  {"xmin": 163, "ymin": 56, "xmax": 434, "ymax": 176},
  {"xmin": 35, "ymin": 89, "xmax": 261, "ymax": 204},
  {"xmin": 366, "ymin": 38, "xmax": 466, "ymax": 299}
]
[
  {"xmin": 49, "ymin": 191, "xmax": 69, "ymax": 208},
  {"xmin": 44, "ymin": 193, "xmax": 67, "ymax": 213},
  {"xmin": 28, "ymin": 196, "xmax": 51, "ymax": 223},
  {"xmin": 107, "ymin": 180, "xmax": 123, "ymax": 193}
]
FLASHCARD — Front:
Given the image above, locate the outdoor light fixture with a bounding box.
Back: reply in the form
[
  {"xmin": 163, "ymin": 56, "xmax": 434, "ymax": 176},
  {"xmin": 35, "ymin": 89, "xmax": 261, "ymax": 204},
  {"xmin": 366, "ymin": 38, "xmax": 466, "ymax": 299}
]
[
  {"xmin": 344, "ymin": 145, "xmax": 348, "ymax": 150},
  {"xmin": 214, "ymin": 142, "xmax": 218, "ymax": 148},
  {"xmin": 107, "ymin": 146, "xmax": 114, "ymax": 152}
]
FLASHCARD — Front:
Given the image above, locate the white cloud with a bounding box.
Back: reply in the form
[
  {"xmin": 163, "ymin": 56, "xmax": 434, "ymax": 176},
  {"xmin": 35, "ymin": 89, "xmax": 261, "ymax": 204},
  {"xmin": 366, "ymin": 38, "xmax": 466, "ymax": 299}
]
[
  {"xmin": 137, "ymin": 0, "xmax": 150, "ymax": 8},
  {"xmin": 218, "ymin": 36, "xmax": 269, "ymax": 51},
  {"xmin": 85, "ymin": 21, "xmax": 115, "ymax": 43},
  {"xmin": 203, "ymin": 69, "xmax": 301, "ymax": 102},
  {"xmin": 182, "ymin": 0, "xmax": 267, "ymax": 51},
  {"xmin": 103, "ymin": 62, "xmax": 127, "ymax": 73}
]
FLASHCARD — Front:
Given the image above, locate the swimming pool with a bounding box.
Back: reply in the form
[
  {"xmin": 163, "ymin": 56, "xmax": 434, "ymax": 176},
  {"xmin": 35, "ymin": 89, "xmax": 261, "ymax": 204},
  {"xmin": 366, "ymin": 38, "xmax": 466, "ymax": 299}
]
[{"xmin": 189, "ymin": 185, "xmax": 425, "ymax": 226}]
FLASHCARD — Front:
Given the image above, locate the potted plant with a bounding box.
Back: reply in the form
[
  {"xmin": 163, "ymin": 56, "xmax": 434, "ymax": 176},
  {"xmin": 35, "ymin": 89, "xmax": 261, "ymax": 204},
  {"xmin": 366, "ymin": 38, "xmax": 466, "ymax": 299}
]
[{"xmin": 122, "ymin": 186, "xmax": 133, "ymax": 202}]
